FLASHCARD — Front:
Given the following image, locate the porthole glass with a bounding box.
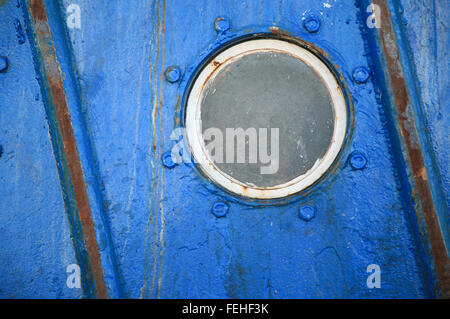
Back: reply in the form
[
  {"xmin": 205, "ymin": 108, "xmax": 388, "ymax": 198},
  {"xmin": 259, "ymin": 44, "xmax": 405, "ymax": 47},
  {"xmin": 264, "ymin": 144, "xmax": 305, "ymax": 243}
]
[{"xmin": 185, "ymin": 39, "xmax": 348, "ymax": 199}]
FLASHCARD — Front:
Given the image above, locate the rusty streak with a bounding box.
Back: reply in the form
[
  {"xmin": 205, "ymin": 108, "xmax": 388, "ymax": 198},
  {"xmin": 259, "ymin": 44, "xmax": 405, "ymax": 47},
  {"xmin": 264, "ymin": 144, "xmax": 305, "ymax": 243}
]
[
  {"xmin": 375, "ymin": 0, "xmax": 450, "ymax": 297},
  {"xmin": 28, "ymin": 0, "xmax": 108, "ymax": 298}
]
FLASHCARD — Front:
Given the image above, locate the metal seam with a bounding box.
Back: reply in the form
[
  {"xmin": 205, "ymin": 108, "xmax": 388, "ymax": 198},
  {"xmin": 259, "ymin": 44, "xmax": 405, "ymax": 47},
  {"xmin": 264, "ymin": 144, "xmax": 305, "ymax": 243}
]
[
  {"xmin": 374, "ymin": 0, "xmax": 450, "ymax": 298},
  {"xmin": 26, "ymin": 0, "xmax": 108, "ymax": 299}
]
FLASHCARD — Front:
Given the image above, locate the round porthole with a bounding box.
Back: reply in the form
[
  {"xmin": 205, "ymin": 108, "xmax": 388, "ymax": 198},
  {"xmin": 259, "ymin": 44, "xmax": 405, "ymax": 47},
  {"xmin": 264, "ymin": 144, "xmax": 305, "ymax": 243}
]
[{"xmin": 185, "ymin": 38, "xmax": 348, "ymax": 199}]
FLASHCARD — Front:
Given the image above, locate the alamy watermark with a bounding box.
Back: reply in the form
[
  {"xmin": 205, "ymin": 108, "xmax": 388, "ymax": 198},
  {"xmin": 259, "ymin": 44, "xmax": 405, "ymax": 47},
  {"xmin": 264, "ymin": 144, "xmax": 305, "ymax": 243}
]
[
  {"xmin": 366, "ymin": 264, "xmax": 381, "ymax": 288},
  {"xmin": 66, "ymin": 4, "xmax": 81, "ymax": 30},
  {"xmin": 366, "ymin": 3, "xmax": 381, "ymax": 29},
  {"xmin": 66, "ymin": 264, "xmax": 81, "ymax": 289},
  {"xmin": 171, "ymin": 127, "xmax": 280, "ymax": 175}
]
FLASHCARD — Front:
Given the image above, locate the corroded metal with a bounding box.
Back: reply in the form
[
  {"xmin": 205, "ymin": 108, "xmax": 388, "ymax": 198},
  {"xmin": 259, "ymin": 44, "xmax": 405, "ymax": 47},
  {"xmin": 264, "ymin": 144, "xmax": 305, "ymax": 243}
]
[
  {"xmin": 374, "ymin": 0, "xmax": 450, "ymax": 298},
  {"xmin": 27, "ymin": 0, "xmax": 107, "ymax": 298},
  {"xmin": 0, "ymin": 0, "xmax": 443, "ymax": 299}
]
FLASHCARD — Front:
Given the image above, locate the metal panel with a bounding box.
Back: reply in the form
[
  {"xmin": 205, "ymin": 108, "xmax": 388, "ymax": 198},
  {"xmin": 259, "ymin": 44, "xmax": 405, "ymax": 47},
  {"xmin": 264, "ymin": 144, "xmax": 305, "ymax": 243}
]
[
  {"xmin": 0, "ymin": 0, "xmax": 81, "ymax": 298},
  {"xmin": 0, "ymin": 0, "xmax": 448, "ymax": 298}
]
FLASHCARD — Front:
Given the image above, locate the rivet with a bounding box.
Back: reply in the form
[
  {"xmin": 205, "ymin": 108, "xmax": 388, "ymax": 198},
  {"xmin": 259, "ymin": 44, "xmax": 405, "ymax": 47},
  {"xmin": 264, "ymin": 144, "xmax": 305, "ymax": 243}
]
[
  {"xmin": 0, "ymin": 56, "xmax": 8, "ymax": 73},
  {"xmin": 352, "ymin": 66, "xmax": 370, "ymax": 84},
  {"xmin": 211, "ymin": 201, "xmax": 229, "ymax": 218},
  {"xmin": 349, "ymin": 151, "xmax": 367, "ymax": 170},
  {"xmin": 161, "ymin": 151, "xmax": 177, "ymax": 169},
  {"xmin": 303, "ymin": 15, "xmax": 321, "ymax": 33},
  {"xmin": 214, "ymin": 17, "xmax": 230, "ymax": 33},
  {"xmin": 165, "ymin": 66, "xmax": 181, "ymax": 83},
  {"xmin": 299, "ymin": 204, "xmax": 316, "ymax": 221}
]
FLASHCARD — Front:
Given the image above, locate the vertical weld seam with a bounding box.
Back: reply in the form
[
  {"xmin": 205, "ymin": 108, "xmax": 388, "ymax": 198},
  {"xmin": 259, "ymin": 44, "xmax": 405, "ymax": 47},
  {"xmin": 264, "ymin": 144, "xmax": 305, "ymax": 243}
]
[
  {"xmin": 156, "ymin": 0, "xmax": 167, "ymax": 299},
  {"xmin": 375, "ymin": 0, "xmax": 450, "ymax": 297},
  {"xmin": 28, "ymin": 0, "xmax": 107, "ymax": 298},
  {"xmin": 149, "ymin": 0, "xmax": 162, "ymax": 299},
  {"xmin": 140, "ymin": 0, "xmax": 159, "ymax": 299}
]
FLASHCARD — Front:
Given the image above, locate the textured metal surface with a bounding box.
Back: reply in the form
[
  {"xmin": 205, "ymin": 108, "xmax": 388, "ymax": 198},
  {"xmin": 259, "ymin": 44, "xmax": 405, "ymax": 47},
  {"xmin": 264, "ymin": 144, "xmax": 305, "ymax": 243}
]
[
  {"xmin": 0, "ymin": 0, "xmax": 448, "ymax": 298},
  {"xmin": 25, "ymin": 0, "xmax": 108, "ymax": 298},
  {"xmin": 399, "ymin": 0, "xmax": 450, "ymax": 279},
  {"xmin": 0, "ymin": 0, "xmax": 81, "ymax": 298},
  {"xmin": 372, "ymin": 0, "xmax": 449, "ymax": 297}
]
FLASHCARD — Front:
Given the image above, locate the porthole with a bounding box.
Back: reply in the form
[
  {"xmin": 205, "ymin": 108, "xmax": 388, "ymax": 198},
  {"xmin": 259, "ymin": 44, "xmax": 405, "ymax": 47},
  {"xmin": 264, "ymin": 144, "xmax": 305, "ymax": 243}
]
[{"xmin": 185, "ymin": 38, "xmax": 348, "ymax": 199}]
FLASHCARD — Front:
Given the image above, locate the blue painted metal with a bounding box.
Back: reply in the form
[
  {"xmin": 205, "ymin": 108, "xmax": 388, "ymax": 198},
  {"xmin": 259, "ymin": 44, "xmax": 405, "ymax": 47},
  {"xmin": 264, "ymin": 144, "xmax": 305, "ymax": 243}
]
[
  {"xmin": 211, "ymin": 201, "xmax": 230, "ymax": 218},
  {"xmin": 0, "ymin": 56, "xmax": 7, "ymax": 72},
  {"xmin": 0, "ymin": 0, "xmax": 448, "ymax": 298},
  {"xmin": 348, "ymin": 151, "xmax": 368, "ymax": 171},
  {"xmin": 352, "ymin": 66, "xmax": 371, "ymax": 84},
  {"xmin": 161, "ymin": 151, "xmax": 177, "ymax": 169},
  {"xmin": 0, "ymin": 0, "xmax": 82, "ymax": 298},
  {"xmin": 298, "ymin": 204, "xmax": 316, "ymax": 222},
  {"xmin": 164, "ymin": 66, "xmax": 182, "ymax": 84},
  {"xmin": 396, "ymin": 0, "xmax": 449, "ymax": 252}
]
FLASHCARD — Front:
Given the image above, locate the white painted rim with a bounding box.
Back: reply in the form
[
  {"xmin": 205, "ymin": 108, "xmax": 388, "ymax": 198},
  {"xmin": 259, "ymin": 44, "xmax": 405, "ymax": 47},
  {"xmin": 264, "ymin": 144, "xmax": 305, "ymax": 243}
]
[{"xmin": 185, "ymin": 39, "xmax": 347, "ymax": 199}]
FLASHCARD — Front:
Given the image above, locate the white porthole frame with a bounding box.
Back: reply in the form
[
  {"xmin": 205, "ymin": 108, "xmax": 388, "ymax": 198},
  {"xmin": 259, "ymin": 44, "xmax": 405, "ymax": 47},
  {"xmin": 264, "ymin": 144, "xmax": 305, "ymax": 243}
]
[{"xmin": 185, "ymin": 39, "xmax": 348, "ymax": 199}]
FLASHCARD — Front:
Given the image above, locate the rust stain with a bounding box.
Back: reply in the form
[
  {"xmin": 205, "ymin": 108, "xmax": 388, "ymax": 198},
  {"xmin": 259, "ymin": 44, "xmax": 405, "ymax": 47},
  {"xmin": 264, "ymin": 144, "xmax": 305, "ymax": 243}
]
[
  {"xmin": 375, "ymin": 0, "xmax": 450, "ymax": 298},
  {"xmin": 202, "ymin": 58, "xmax": 231, "ymax": 89},
  {"xmin": 141, "ymin": 0, "xmax": 162, "ymax": 297},
  {"xmin": 28, "ymin": 0, "xmax": 108, "ymax": 298},
  {"xmin": 144, "ymin": 0, "xmax": 167, "ymax": 299},
  {"xmin": 174, "ymin": 94, "xmax": 181, "ymax": 126},
  {"xmin": 149, "ymin": 0, "xmax": 162, "ymax": 298},
  {"xmin": 241, "ymin": 186, "xmax": 249, "ymax": 197},
  {"xmin": 269, "ymin": 26, "xmax": 291, "ymax": 37},
  {"xmin": 268, "ymin": 26, "xmax": 330, "ymax": 63},
  {"xmin": 156, "ymin": 0, "xmax": 167, "ymax": 299}
]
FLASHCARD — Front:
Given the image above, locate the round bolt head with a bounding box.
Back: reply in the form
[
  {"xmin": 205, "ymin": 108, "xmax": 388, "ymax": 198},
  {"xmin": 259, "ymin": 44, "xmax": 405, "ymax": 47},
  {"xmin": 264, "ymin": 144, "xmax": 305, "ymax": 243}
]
[
  {"xmin": 162, "ymin": 151, "xmax": 177, "ymax": 169},
  {"xmin": 0, "ymin": 56, "xmax": 8, "ymax": 73},
  {"xmin": 299, "ymin": 204, "xmax": 316, "ymax": 221},
  {"xmin": 211, "ymin": 201, "xmax": 229, "ymax": 218},
  {"xmin": 303, "ymin": 16, "xmax": 321, "ymax": 33},
  {"xmin": 165, "ymin": 66, "xmax": 181, "ymax": 83},
  {"xmin": 214, "ymin": 17, "xmax": 230, "ymax": 33},
  {"xmin": 352, "ymin": 66, "xmax": 370, "ymax": 84},
  {"xmin": 349, "ymin": 151, "xmax": 367, "ymax": 170}
]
